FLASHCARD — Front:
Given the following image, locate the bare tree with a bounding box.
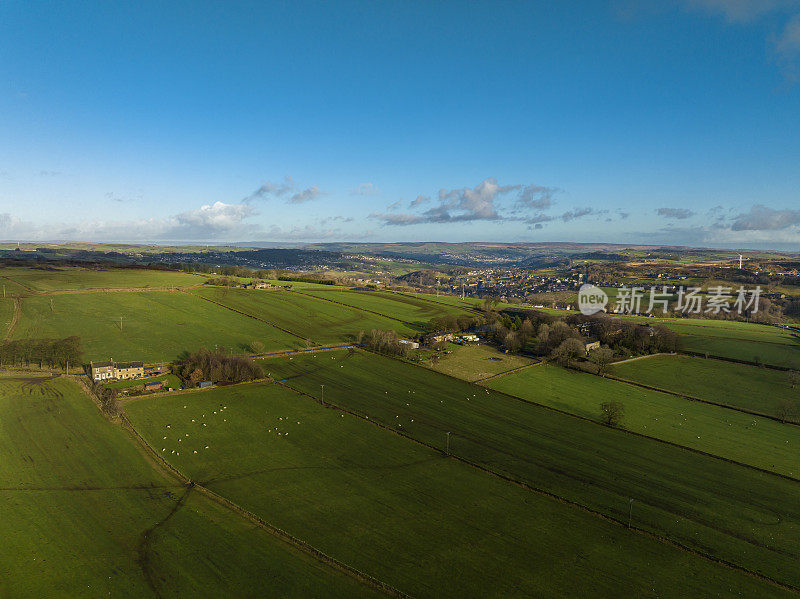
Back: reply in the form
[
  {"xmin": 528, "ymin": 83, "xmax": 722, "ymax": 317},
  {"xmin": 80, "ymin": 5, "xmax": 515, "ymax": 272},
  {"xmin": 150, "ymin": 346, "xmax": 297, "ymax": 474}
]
[
  {"xmin": 589, "ymin": 347, "xmax": 614, "ymax": 375},
  {"xmin": 600, "ymin": 402, "xmax": 624, "ymax": 427}
]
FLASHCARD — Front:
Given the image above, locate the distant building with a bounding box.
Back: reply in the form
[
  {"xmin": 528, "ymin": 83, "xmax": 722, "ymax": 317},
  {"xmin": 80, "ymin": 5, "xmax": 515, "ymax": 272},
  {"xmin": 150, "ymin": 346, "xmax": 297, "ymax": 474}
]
[
  {"xmin": 90, "ymin": 360, "xmax": 144, "ymax": 381},
  {"xmin": 584, "ymin": 340, "xmax": 601, "ymax": 353},
  {"xmin": 461, "ymin": 334, "xmax": 479, "ymax": 343},
  {"xmin": 143, "ymin": 381, "xmax": 164, "ymax": 391},
  {"xmin": 398, "ymin": 339, "xmax": 420, "ymax": 349},
  {"xmin": 198, "ymin": 380, "xmax": 213, "ymax": 388}
]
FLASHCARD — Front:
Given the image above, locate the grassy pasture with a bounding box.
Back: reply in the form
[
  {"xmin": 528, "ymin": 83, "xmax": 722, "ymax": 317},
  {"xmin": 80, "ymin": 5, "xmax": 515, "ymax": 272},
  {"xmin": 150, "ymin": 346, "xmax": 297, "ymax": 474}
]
[
  {"xmin": 426, "ymin": 342, "xmax": 535, "ymax": 381},
  {"xmin": 1, "ymin": 297, "xmax": 13, "ymax": 336},
  {"xmin": 263, "ymin": 350, "xmax": 800, "ymax": 590},
  {"xmin": 0, "ymin": 375, "xmax": 370, "ymax": 598},
  {"xmin": 678, "ymin": 334, "xmax": 800, "ymax": 369},
  {"xmin": 0, "ymin": 276, "xmax": 30, "ymax": 295},
  {"xmin": 0, "ymin": 266, "xmax": 206, "ymax": 291},
  {"xmin": 299, "ymin": 288, "xmax": 468, "ymax": 326},
  {"xmin": 106, "ymin": 373, "xmax": 183, "ymax": 390},
  {"xmin": 12, "ymin": 291, "xmax": 301, "ymax": 362},
  {"xmin": 487, "ymin": 362, "xmax": 800, "ymax": 477},
  {"xmin": 191, "ymin": 286, "xmax": 418, "ymax": 343},
  {"xmin": 610, "ymin": 354, "xmax": 800, "ymax": 421},
  {"xmin": 124, "ymin": 380, "xmax": 790, "ymax": 598}
]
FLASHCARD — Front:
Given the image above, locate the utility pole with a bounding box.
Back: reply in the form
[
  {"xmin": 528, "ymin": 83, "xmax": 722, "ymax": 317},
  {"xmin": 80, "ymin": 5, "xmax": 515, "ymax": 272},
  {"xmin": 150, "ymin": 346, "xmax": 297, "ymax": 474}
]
[
  {"xmin": 628, "ymin": 498, "xmax": 633, "ymax": 528},
  {"xmin": 739, "ymin": 254, "xmax": 744, "ymax": 269},
  {"xmin": 119, "ymin": 316, "xmax": 124, "ymax": 331},
  {"xmin": 445, "ymin": 431, "xmax": 451, "ymax": 455},
  {"xmin": 2, "ymin": 284, "xmax": 5, "ymax": 298},
  {"xmin": 321, "ymin": 384, "xmax": 325, "ymax": 404}
]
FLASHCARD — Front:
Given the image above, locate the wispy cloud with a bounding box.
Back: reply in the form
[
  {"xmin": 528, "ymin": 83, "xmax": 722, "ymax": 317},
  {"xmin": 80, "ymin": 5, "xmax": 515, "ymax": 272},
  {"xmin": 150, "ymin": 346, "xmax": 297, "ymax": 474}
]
[
  {"xmin": 243, "ymin": 176, "xmax": 325, "ymax": 204},
  {"xmin": 350, "ymin": 182, "xmax": 380, "ymax": 196},
  {"xmin": 657, "ymin": 207, "xmax": 696, "ymax": 219},
  {"xmin": 370, "ymin": 178, "xmax": 536, "ymax": 226}
]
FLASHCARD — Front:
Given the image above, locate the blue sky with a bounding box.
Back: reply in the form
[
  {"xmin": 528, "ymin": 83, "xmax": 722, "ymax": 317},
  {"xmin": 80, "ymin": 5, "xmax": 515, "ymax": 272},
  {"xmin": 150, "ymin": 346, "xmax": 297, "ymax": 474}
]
[{"xmin": 1, "ymin": 0, "xmax": 800, "ymax": 248}]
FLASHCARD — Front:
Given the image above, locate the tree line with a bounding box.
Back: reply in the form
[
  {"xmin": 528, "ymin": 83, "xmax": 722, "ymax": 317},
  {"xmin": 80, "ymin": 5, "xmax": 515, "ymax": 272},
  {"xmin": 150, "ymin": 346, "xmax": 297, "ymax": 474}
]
[
  {"xmin": 0, "ymin": 336, "xmax": 82, "ymax": 369},
  {"xmin": 173, "ymin": 348, "xmax": 264, "ymax": 385}
]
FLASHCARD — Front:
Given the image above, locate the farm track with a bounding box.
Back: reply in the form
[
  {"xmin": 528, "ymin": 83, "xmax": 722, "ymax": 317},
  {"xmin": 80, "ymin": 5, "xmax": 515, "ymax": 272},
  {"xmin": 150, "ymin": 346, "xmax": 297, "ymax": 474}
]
[
  {"xmin": 4, "ymin": 297, "xmax": 21, "ymax": 339},
  {"xmin": 273, "ymin": 373, "xmax": 800, "ymax": 595},
  {"xmin": 117, "ymin": 410, "xmax": 407, "ymax": 598}
]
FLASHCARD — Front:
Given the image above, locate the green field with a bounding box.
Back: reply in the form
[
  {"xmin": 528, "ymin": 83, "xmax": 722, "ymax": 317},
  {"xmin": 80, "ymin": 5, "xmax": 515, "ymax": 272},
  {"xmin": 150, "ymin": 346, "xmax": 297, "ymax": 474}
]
[
  {"xmin": 487, "ymin": 362, "xmax": 800, "ymax": 477},
  {"xmin": 124, "ymin": 379, "xmax": 789, "ymax": 597},
  {"xmin": 679, "ymin": 334, "xmax": 800, "ymax": 369},
  {"xmin": 191, "ymin": 287, "xmax": 419, "ymax": 343},
  {"xmin": 0, "ymin": 375, "xmax": 373, "ymax": 598},
  {"xmin": 12, "ymin": 291, "xmax": 301, "ymax": 362},
  {"xmin": 299, "ymin": 288, "xmax": 468, "ymax": 326},
  {"xmin": 610, "ymin": 354, "xmax": 800, "ymax": 420},
  {"xmin": 106, "ymin": 373, "xmax": 183, "ymax": 390},
  {"xmin": 263, "ymin": 350, "xmax": 800, "ymax": 590},
  {"xmin": 426, "ymin": 343, "xmax": 535, "ymax": 381},
  {"xmin": 0, "ymin": 266, "xmax": 206, "ymax": 291},
  {"xmin": 0, "ymin": 276, "xmax": 31, "ymax": 296},
  {"xmin": 1, "ymin": 298, "xmax": 14, "ymax": 336}
]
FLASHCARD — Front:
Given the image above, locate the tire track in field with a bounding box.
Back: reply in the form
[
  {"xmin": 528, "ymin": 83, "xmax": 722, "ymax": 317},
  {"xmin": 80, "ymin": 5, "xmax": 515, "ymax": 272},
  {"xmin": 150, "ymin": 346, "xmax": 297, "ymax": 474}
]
[
  {"xmin": 136, "ymin": 485, "xmax": 194, "ymax": 599},
  {"xmin": 4, "ymin": 297, "xmax": 21, "ymax": 340}
]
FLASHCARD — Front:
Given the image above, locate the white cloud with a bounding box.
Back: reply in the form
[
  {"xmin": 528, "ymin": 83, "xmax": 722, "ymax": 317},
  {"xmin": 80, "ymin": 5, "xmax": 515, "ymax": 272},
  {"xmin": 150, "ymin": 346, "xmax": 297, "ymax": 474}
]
[
  {"xmin": 350, "ymin": 183, "xmax": 380, "ymax": 196},
  {"xmin": 243, "ymin": 177, "xmax": 325, "ymax": 204}
]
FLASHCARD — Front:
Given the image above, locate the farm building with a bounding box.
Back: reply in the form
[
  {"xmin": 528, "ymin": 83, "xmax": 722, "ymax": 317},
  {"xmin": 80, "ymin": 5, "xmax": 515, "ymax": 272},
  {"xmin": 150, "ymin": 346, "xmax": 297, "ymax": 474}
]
[
  {"xmin": 584, "ymin": 340, "xmax": 601, "ymax": 353},
  {"xmin": 398, "ymin": 339, "xmax": 420, "ymax": 349},
  {"xmin": 198, "ymin": 380, "xmax": 213, "ymax": 388},
  {"xmin": 89, "ymin": 360, "xmax": 144, "ymax": 381},
  {"xmin": 143, "ymin": 381, "xmax": 164, "ymax": 391},
  {"xmin": 426, "ymin": 333, "xmax": 455, "ymax": 345}
]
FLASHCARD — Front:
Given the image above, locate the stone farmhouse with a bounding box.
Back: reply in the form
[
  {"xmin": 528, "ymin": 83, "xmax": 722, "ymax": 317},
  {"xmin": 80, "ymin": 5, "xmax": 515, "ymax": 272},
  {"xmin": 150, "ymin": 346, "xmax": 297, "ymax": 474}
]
[{"xmin": 89, "ymin": 360, "xmax": 144, "ymax": 381}]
